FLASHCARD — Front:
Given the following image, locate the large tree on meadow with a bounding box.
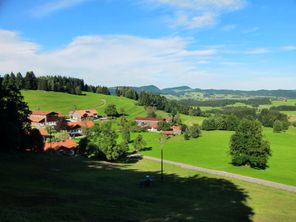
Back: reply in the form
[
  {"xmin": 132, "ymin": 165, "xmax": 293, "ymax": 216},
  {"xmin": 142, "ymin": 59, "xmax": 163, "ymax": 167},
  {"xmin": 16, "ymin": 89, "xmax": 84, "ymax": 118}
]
[{"xmin": 230, "ymin": 119, "xmax": 271, "ymax": 169}]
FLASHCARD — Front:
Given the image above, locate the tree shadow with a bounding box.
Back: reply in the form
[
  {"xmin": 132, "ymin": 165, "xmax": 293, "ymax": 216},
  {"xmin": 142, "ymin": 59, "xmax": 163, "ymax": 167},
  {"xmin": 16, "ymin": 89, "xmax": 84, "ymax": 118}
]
[
  {"xmin": 139, "ymin": 146, "xmax": 152, "ymax": 152},
  {"xmin": 0, "ymin": 154, "xmax": 254, "ymax": 222}
]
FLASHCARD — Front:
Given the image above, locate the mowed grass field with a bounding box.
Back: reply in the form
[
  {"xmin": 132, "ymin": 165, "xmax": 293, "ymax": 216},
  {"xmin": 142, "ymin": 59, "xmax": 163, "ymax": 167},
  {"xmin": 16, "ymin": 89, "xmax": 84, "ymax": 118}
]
[
  {"xmin": 137, "ymin": 127, "xmax": 296, "ymax": 186},
  {"xmin": 0, "ymin": 153, "xmax": 295, "ymax": 222},
  {"xmin": 22, "ymin": 90, "xmax": 296, "ymax": 186},
  {"xmin": 21, "ymin": 90, "xmax": 167, "ymax": 119}
]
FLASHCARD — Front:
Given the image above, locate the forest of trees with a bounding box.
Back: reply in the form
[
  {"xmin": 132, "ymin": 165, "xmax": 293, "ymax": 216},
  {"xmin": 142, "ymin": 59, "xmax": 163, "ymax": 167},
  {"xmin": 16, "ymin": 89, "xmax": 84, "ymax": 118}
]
[
  {"xmin": 114, "ymin": 86, "xmax": 203, "ymax": 117},
  {"xmin": 1, "ymin": 71, "xmax": 110, "ymax": 95},
  {"xmin": 270, "ymin": 105, "xmax": 296, "ymax": 111},
  {"xmin": 180, "ymin": 97, "xmax": 272, "ymax": 107}
]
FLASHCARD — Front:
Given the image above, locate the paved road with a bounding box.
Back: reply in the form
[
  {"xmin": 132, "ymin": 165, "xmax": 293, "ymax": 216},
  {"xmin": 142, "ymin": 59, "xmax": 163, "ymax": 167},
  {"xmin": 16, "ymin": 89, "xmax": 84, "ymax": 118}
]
[{"xmin": 143, "ymin": 156, "xmax": 296, "ymax": 193}]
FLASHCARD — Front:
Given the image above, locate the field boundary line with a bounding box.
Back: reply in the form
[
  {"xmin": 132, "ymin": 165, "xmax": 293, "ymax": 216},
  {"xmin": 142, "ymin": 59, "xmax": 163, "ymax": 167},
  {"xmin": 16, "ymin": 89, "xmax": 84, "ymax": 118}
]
[{"xmin": 143, "ymin": 156, "xmax": 296, "ymax": 193}]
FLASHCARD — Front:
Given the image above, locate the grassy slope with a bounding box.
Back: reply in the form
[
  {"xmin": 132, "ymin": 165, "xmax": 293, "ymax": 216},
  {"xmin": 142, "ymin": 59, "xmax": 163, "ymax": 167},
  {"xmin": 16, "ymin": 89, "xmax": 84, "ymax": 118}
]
[
  {"xmin": 21, "ymin": 90, "xmax": 167, "ymax": 119},
  {"xmin": 22, "ymin": 90, "xmax": 205, "ymax": 125},
  {"xmin": 138, "ymin": 127, "xmax": 296, "ymax": 186},
  {"xmin": 0, "ymin": 153, "xmax": 295, "ymax": 222}
]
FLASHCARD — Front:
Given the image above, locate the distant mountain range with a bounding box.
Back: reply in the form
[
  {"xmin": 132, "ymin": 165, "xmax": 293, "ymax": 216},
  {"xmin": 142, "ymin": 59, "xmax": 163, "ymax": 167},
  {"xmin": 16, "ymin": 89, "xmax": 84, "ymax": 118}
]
[{"xmin": 109, "ymin": 85, "xmax": 296, "ymax": 98}]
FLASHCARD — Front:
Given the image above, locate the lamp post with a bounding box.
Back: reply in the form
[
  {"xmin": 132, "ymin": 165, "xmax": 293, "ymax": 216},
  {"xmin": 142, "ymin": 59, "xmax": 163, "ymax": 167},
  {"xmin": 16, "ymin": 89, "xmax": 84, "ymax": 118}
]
[{"xmin": 160, "ymin": 134, "xmax": 167, "ymax": 182}]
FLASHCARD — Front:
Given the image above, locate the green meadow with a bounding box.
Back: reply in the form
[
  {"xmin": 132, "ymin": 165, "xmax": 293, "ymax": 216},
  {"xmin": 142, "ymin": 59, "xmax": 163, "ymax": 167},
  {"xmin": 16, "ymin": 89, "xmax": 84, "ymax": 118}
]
[
  {"xmin": 21, "ymin": 90, "xmax": 167, "ymax": 119},
  {"xmin": 137, "ymin": 127, "xmax": 296, "ymax": 186},
  {"xmin": 0, "ymin": 153, "xmax": 295, "ymax": 222},
  {"xmin": 22, "ymin": 90, "xmax": 296, "ymax": 186}
]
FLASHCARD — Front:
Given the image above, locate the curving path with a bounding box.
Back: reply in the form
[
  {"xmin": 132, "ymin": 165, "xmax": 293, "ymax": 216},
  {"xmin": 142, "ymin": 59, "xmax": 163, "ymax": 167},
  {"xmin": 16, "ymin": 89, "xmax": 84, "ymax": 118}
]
[
  {"xmin": 98, "ymin": 99, "xmax": 107, "ymax": 108},
  {"xmin": 143, "ymin": 156, "xmax": 296, "ymax": 193}
]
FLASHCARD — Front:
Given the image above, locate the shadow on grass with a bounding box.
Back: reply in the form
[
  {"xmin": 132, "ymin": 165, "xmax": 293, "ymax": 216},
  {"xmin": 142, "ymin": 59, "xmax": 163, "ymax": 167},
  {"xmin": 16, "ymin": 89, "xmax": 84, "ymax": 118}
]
[{"xmin": 0, "ymin": 153, "xmax": 254, "ymax": 222}]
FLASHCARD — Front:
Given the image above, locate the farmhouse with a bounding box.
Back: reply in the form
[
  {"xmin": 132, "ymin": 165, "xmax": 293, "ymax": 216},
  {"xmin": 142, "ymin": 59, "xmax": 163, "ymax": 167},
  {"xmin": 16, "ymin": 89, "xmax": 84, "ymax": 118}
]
[
  {"xmin": 29, "ymin": 110, "xmax": 63, "ymax": 128},
  {"xmin": 135, "ymin": 117, "xmax": 170, "ymax": 132},
  {"xmin": 171, "ymin": 125, "xmax": 182, "ymax": 135},
  {"xmin": 44, "ymin": 139, "xmax": 78, "ymax": 156},
  {"xmin": 67, "ymin": 120, "xmax": 94, "ymax": 136},
  {"xmin": 161, "ymin": 126, "xmax": 182, "ymax": 136},
  {"xmin": 69, "ymin": 109, "xmax": 98, "ymax": 121}
]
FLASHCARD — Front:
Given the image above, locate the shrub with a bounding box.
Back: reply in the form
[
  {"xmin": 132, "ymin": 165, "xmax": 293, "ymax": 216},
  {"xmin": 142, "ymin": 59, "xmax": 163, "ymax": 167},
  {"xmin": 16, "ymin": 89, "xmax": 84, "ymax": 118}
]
[{"xmin": 273, "ymin": 120, "xmax": 283, "ymax": 133}]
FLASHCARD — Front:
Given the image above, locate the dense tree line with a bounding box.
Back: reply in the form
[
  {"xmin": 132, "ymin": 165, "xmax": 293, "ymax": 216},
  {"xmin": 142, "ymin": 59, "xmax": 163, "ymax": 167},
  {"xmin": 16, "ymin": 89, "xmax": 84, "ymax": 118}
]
[
  {"xmin": 116, "ymin": 87, "xmax": 138, "ymax": 100},
  {"xmin": 258, "ymin": 109, "xmax": 289, "ymax": 129},
  {"xmin": 1, "ymin": 71, "xmax": 110, "ymax": 95},
  {"xmin": 270, "ymin": 105, "xmax": 296, "ymax": 111},
  {"xmin": 193, "ymin": 88, "xmax": 296, "ymax": 98},
  {"xmin": 202, "ymin": 115, "xmax": 240, "ymax": 131},
  {"xmin": 179, "ymin": 97, "xmax": 271, "ymax": 107},
  {"xmin": 0, "ymin": 77, "xmax": 44, "ymax": 152},
  {"xmin": 202, "ymin": 107, "xmax": 289, "ymax": 131},
  {"xmin": 136, "ymin": 91, "xmax": 201, "ymax": 116},
  {"xmin": 207, "ymin": 107, "xmax": 257, "ymax": 119}
]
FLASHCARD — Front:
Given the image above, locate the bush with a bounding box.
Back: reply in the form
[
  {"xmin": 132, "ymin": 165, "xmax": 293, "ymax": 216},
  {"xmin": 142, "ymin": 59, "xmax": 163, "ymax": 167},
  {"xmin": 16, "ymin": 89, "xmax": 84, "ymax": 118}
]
[
  {"xmin": 189, "ymin": 124, "xmax": 202, "ymax": 138},
  {"xmin": 157, "ymin": 120, "xmax": 171, "ymax": 131},
  {"xmin": 202, "ymin": 117, "xmax": 216, "ymax": 130},
  {"xmin": 273, "ymin": 120, "xmax": 283, "ymax": 133}
]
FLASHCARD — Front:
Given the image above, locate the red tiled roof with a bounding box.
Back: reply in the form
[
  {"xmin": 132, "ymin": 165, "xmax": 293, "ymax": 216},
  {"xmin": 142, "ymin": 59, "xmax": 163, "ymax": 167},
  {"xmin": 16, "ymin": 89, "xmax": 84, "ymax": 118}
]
[
  {"xmin": 56, "ymin": 112, "xmax": 64, "ymax": 117},
  {"xmin": 44, "ymin": 139, "xmax": 78, "ymax": 151},
  {"xmin": 38, "ymin": 128, "xmax": 48, "ymax": 136},
  {"xmin": 67, "ymin": 120, "xmax": 94, "ymax": 129},
  {"xmin": 171, "ymin": 125, "xmax": 182, "ymax": 131},
  {"xmin": 29, "ymin": 116, "xmax": 45, "ymax": 123},
  {"xmin": 69, "ymin": 109, "xmax": 98, "ymax": 118},
  {"xmin": 149, "ymin": 122, "xmax": 158, "ymax": 129}
]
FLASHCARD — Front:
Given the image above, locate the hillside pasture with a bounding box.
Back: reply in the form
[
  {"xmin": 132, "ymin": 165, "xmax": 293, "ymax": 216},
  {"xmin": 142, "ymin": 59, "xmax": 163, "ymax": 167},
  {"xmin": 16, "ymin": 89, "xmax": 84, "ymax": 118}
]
[
  {"xmin": 138, "ymin": 127, "xmax": 296, "ymax": 186},
  {"xmin": 21, "ymin": 90, "xmax": 167, "ymax": 119}
]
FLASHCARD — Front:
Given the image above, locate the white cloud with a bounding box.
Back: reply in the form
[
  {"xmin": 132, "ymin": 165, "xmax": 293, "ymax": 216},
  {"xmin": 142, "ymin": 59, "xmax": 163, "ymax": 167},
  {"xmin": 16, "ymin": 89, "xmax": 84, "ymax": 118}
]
[
  {"xmin": 221, "ymin": 24, "xmax": 237, "ymax": 31},
  {"xmin": 281, "ymin": 45, "xmax": 296, "ymax": 51},
  {"xmin": 146, "ymin": 0, "xmax": 246, "ymax": 29},
  {"xmin": 0, "ymin": 29, "xmax": 216, "ymax": 87},
  {"xmin": 31, "ymin": 0, "xmax": 89, "ymax": 17},
  {"xmin": 242, "ymin": 27, "xmax": 260, "ymax": 34},
  {"xmin": 246, "ymin": 48, "xmax": 271, "ymax": 54}
]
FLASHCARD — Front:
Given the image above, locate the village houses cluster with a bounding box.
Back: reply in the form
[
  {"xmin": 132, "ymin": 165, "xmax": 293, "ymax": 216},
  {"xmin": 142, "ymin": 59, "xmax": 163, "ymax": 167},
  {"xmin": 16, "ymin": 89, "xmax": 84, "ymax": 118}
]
[
  {"xmin": 29, "ymin": 109, "xmax": 97, "ymax": 154},
  {"xmin": 29, "ymin": 108, "xmax": 182, "ymax": 155}
]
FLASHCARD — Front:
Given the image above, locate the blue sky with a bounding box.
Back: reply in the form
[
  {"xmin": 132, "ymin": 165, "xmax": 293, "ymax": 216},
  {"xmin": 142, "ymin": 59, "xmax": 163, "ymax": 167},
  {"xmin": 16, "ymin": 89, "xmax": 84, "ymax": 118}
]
[{"xmin": 0, "ymin": 0, "xmax": 296, "ymax": 89}]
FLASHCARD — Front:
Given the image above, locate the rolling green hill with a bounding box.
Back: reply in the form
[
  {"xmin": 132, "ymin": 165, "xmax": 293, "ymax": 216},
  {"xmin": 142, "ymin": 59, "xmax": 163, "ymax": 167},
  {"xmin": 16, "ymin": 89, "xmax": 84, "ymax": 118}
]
[
  {"xmin": 21, "ymin": 90, "xmax": 205, "ymax": 125},
  {"xmin": 21, "ymin": 90, "xmax": 165, "ymax": 119}
]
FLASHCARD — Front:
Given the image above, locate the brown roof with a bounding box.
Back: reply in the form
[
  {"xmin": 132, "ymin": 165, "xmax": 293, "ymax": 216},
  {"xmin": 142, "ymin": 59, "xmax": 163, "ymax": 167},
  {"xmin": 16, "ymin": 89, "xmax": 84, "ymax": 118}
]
[
  {"xmin": 149, "ymin": 122, "xmax": 158, "ymax": 129},
  {"xmin": 44, "ymin": 139, "xmax": 78, "ymax": 151},
  {"xmin": 162, "ymin": 131, "xmax": 174, "ymax": 136},
  {"xmin": 69, "ymin": 109, "xmax": 98, "ymax": 117},
  {"xmin": 31, "ymin": 110, "xmax": 57, "ymax": 116},
  {"xmin": 38, "ymin": 128, "xmax": 48, "ymax": 136},
  {"xmin": 67, "ymin": 120, "xmax": 94, "ymax": 129},
  {"xmin": 171, "ymin": 125, "xmax": 182, "ymax": 131}
]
